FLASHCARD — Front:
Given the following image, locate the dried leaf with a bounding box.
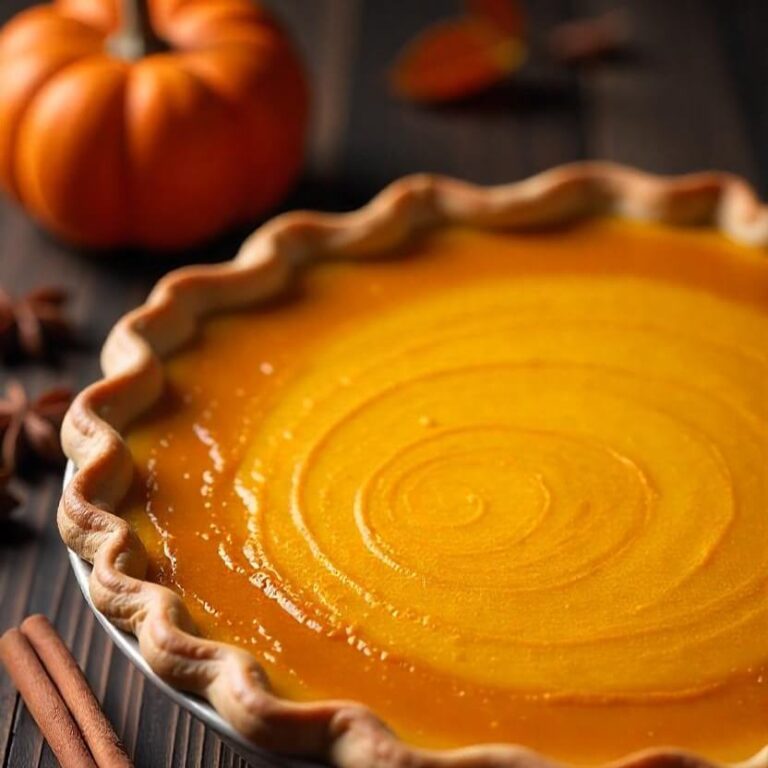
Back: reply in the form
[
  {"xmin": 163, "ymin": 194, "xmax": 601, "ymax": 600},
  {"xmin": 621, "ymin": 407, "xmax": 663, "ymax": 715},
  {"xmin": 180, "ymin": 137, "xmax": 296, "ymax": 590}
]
[
  {"xmin": 390, "ymin": 16, "xmax": 525, "ymax": 104},
  {"xmin": 548, "ymin": 10, "xmax": 629, "ymax": 66}
]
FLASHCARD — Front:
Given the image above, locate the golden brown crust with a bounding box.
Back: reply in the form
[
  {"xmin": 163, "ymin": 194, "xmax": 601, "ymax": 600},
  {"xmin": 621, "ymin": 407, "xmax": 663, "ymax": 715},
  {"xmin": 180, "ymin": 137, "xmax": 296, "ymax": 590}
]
[{"xmin": 59, "ymin": 162, "xmax": 768, "ymax": 768}]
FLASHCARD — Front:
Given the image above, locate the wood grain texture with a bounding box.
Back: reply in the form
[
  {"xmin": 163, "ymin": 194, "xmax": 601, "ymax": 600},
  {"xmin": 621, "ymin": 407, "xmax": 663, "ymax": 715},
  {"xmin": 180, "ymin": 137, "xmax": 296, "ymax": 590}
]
[{"xmin": 1, "ymin": 1, "xmax": 767, "ymax": 766}]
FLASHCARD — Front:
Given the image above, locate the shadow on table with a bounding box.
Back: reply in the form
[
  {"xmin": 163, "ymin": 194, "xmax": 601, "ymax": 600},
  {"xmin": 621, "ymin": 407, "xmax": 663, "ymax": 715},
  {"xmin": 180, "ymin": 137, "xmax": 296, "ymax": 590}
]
[
  {"xmin": 0, "ymin": 518, "xmax": 37, "ymax": 549},
  {"xmin": 57, "ymin": 170, "xmax": 383, "ymax": 284}
]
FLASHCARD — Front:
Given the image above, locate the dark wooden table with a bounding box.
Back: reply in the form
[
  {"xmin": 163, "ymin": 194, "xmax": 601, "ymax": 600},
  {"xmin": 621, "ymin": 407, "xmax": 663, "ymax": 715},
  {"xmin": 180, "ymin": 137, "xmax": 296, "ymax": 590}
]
[{"xmin": 1, "ymin": 1, "xmax": 767, "ymax": 765}]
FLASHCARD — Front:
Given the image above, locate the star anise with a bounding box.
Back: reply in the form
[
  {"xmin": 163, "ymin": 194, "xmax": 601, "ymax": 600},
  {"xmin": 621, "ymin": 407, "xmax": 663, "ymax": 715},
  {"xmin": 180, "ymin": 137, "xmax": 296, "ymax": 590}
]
[
  {"xmin": 0, "ymin": 470, "xmax": 20, "ymax": 521},
  {"xmin": 0, "ymin": 285, "xmax": 72, "ymax": 361},
  {"xmin": 0, "ymin": 380, "xmax": 72, "ymax": 475}
]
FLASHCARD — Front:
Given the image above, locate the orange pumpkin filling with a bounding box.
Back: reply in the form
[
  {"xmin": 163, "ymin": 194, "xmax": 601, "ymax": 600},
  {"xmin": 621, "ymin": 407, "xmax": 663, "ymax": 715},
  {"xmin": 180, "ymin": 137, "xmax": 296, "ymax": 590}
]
[{"xmin": 122, "ymin": 220, "xmax": 768, "ymax": 764}]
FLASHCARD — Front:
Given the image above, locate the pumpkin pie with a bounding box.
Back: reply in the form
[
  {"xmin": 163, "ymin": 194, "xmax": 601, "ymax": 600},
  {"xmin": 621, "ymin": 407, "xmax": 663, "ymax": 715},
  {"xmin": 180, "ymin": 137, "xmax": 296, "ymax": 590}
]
[{"xmin": 59, "ymin": 164, "xmax": 768, "ymax": 768}]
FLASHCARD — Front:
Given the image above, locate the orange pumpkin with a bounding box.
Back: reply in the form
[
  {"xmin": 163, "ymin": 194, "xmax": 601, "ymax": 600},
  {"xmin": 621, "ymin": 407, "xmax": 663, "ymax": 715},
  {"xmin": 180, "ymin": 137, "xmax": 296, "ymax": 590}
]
[{"xmin": 0, "ymin": 0, "xmax": 308, "ymax": 250}]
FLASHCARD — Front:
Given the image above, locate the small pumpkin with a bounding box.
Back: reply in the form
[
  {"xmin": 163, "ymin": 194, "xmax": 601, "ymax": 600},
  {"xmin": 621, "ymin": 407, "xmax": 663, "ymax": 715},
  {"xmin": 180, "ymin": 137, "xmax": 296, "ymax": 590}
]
[{"xmin": 0, "ymin": 0, "xmax": 308, "ymax": 250}]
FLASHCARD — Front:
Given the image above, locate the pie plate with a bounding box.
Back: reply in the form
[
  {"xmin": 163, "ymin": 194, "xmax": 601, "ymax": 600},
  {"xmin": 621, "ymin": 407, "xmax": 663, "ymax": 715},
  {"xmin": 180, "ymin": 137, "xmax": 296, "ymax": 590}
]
[
  {"xmin": 59, "ymin": 163, "xmax": 768, "ymax": 768},
  {"xmin": 65, "ymin": 463, "xmax": 321, "ymax": 767}
]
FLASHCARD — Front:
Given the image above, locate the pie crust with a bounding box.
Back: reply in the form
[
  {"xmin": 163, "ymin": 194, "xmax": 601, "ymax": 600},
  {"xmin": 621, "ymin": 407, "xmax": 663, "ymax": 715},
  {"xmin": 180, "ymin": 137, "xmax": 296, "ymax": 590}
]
[{"xmin": 59, "ymin": 162, "xmax": 768, "ymax": 768}]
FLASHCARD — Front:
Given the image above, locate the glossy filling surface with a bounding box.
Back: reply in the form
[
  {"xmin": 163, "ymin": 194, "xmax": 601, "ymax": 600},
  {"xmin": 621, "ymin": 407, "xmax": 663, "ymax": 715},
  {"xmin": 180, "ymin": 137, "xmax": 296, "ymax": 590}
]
[{"xmin": 122, "ymin": 220, "xmax": 768, "ymax": 763}]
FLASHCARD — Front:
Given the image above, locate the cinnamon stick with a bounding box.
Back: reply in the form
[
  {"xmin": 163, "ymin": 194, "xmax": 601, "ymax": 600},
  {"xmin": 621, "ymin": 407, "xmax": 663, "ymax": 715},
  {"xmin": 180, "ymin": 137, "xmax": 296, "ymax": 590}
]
[
  {"xmin": 21, "ymin": 615, "xmax": 133, "ymax": 768},
  {"xmin": 0, "ymin": 628, "xmax": 97, "ymax": 768}
]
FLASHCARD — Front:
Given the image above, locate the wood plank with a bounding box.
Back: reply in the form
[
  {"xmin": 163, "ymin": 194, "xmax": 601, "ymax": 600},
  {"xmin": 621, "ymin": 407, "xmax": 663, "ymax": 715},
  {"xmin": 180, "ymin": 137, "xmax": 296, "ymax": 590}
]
[
  {"xmin": 577, "ymin": 0, "xmax": 755, "ymax": 179},
  {"xmin": 338, "ymin": 0, "xmax": 583, "ymax": 203},
  {"xmin": 711, "ymin": 0, "xmax": 768, "ymax": 194}
]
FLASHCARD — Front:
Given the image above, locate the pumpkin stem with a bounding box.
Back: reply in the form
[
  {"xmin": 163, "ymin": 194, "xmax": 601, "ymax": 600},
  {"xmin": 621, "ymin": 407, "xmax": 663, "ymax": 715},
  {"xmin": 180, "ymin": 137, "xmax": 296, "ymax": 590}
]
[{"xmin": 107, "ymin": 0, "xmax": 167, "ymax": 60}]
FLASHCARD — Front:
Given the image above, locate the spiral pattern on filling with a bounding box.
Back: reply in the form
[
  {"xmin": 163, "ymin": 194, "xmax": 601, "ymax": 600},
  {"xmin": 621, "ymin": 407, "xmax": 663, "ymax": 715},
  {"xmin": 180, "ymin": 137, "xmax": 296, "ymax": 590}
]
[{"xmin": 234, "ymin": 275, "xmax": 768, "ymax": 698}]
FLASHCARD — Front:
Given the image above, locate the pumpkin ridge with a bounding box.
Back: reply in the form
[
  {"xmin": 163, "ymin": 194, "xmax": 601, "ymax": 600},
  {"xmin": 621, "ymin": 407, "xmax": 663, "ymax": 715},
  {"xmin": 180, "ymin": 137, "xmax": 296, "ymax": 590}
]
[
  {"xmin": 15, "ymin": 56, "xmax": 132, "ymax": 245},
  {"xmin": 2, "ymin": 51, "xmax": 106, "ymax": 202}
]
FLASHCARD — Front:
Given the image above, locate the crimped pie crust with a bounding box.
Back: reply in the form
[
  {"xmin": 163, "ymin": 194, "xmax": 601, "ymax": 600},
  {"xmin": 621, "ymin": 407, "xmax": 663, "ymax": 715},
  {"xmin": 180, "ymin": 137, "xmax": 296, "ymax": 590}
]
[{"xmin": 59, "ymin": 162, "xmax": 768, "ymax": 768}]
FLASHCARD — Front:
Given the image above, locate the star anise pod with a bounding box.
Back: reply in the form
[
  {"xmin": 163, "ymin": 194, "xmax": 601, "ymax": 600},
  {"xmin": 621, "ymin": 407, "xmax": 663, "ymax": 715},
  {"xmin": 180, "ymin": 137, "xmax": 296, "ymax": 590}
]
[
  {"xmin": 0, "ymin": 285, "xmax": 72, "ymax": 361},
  {"xmin": 0, "ymin": 470, "xmax": 21, "ymax": 521},
  {"xmin": 0, "ymin": 380, "xmax": 72, "ymax": 475}
]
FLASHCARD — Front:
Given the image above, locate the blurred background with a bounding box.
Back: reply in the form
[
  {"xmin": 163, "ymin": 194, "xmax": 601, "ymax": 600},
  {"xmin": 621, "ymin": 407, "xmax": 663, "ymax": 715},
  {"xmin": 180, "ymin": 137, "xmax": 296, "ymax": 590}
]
[{"xmin": 1, "ymin": 0, "xmax": 768, "ymax": 765}]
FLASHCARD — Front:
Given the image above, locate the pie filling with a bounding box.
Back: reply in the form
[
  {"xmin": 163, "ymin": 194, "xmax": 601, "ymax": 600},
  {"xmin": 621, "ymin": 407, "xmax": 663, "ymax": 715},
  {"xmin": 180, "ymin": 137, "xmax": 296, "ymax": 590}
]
[{"xmin": 122, "ymin": 220, "xmax": 768, "ymax": 763}]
